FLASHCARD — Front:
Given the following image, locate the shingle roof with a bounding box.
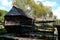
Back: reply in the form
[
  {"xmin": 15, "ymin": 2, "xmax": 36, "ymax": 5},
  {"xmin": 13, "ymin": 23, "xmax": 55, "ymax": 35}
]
[
  {"xmin": 5, "ymin": 6, "xmax": 34, "ymax": 20},
  {"xmin": 6, "ymin": 6, "xmax": 27, "ymax": 17}
]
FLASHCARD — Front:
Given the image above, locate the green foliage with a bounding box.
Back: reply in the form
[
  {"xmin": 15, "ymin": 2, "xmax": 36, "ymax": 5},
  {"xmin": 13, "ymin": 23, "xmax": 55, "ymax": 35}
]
[
  {"xmin": 54, "ymin": 15, "xmax": 60, "ymax": 24},
  {"xmin": 56, "ymin": 19, "xmax": 60, "ymax": 24},
  {"xmin": 0, "ymin": 10, "xmax": 7, "ymax": 34},
  {"xmin": 0, "ymin": 25, "xmax": 4, "ymax": 29},
  {"xmin": 0, "ymin": 10, "xmax": 7, "ymax": 16},
  {"xmin": 12, "ymin": 0, "xmax": 53, "ymax": 18},
  {"xmin": 0, "ymin": 28, "xmax": 7, "ymax": 34},
  {"xmin": 13, "ymin": 0, "xmax": 27, "ymax": 12},
  {"xmin": 0, "ymin": 9, "xmax": 7, "ymax": 22}
]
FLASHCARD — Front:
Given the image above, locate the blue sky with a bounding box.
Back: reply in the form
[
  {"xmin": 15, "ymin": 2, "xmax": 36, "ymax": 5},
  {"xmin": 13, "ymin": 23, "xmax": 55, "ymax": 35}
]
[
  {"xmin": 0, "ymin": 0, "xmax": 60, "ymax": 19},
  {"xmin": 0, "ymin": 0, "xmax": 12, "ymax": 11}
]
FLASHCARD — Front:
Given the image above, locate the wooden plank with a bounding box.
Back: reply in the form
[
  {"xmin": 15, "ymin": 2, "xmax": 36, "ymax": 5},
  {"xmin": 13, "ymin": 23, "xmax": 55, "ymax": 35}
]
[
  {"xmin": 0, "ymin": 34, "xmax": 54, "ymax": 40},
  {"xmin": 0, "ymin": 35, "xmax": 19, "ymax": 39},
  {"xmin": 0, "ymin": 35, "xmax": 45, "ymax": 40}
]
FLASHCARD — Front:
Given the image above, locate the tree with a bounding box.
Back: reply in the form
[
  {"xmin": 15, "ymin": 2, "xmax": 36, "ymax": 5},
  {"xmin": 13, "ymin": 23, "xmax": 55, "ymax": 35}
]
[
  {"xmin": 12, "ymin": 0, "xmax": 53, "ymax": 18},
  {"xmin": 12, "ymin": 0, "xmax": 27, "ymax": 12},
  {"xmin": 26, "ymin": 0, "xmax": 53, "ymax": 18},
  {"xmin": 0, "ymin": 10, "xmax": 7, "ymax": 22}
]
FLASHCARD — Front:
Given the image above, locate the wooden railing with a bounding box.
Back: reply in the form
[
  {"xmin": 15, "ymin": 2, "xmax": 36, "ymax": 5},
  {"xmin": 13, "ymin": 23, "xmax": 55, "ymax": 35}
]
[{"xmin": 35, "ymin": 17, "xmax": 56, "ymax": 21}]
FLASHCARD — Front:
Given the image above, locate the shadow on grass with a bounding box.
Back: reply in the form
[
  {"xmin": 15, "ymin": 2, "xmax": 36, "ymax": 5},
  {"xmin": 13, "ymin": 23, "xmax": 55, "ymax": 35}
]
[
  {"xmin": 0, "ymin": 28, "xmax": 7, "ymax": 35},
  {"xmin": 0, "ymin": 28, "xmax": 7, "ymax": 40},
  {"xmin": 0, "ymin": 25, "xmax": 7, "ymax": 35}
]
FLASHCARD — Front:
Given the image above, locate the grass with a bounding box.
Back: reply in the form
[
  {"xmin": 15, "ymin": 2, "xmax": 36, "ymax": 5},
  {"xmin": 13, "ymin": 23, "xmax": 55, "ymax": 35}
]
[
  {"xmin": 0, "ymin": 25, "xmax": 7, "ymax": 40},
  {"xmin": 0, "ymin": 38, "xmax": 4, "ymax": 40},
  {"xmin": 0, "ymin": 25, "xmax": 4, "ymax": 29},
  {"xmin": 0, "ymin": 25, "xmax": 7, "ymax": 34}
]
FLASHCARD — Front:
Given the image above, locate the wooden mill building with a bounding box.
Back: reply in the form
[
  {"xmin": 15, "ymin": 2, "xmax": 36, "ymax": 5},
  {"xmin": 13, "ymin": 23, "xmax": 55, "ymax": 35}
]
[
  {"xmin": 4, "ymin": 6, "xmax": 35, "ymax": 34},
  {"xmin": 1, "ymin": 6, "xmax": 57, "ymax": 40}
]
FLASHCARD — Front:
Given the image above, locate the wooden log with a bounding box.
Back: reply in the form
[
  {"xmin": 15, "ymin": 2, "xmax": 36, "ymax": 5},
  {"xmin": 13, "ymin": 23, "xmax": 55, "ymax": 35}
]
[
  {"xmin": 0, "ymin": 33, "xmax": 54, "ymax": 40},
  {"xmin": 0, "ymin": 34, "xmax": 45, "ymax": 40}
]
